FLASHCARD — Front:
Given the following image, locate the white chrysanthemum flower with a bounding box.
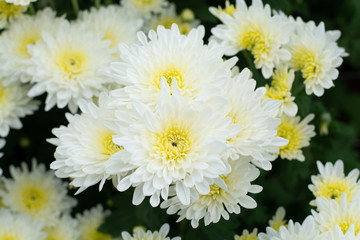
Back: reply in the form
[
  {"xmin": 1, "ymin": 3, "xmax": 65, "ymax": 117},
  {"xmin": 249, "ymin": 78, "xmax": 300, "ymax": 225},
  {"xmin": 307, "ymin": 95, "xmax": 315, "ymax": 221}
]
[
  {"xmin": 309, "ymin": 160, "xmax": 360, "ymax": 206},
  {"xmin": 234, "ymin": 228, "xmax": 258, "ymax": 240},
  {"xmin": 107, "ymin": 80, "xmax": 241, "ymax": 207},
  {"xmin": 312, "ymin": 193, "xmax": 360, "ymax": 236},
  {"xmin": 259, "ymin": 216, "xmax": 321, "ymax": 240},
  {"xmin": 0, "ymin": 138, "xmax": 5, "ymax": 158},
  {"xmin": 264, "ymin": 67, "xmax": 298, "ymax": 117},
  {"xmin": 49, "ymin": 93, "xmax": 130, "ymax": 193},
  {"xmin": 0, "ymin": 78, "xmax": 39, "ymax": 137},
  {"xmin": 222, "ymin": 68, "xmax": 288, "ymax": 170},
  {"xmin": 77, "ymin": 205, "xmax": 115, "ymax": 240},
  {"xmin": 5, "ymin": 0, "xmax": 36, "ymax": 5},
  {"xmin": 0, "ymin": 209, "xmax": 46, "ymax": 240},
  {"xmin": 0, "ymin": 8, "xmax": 64, "ymax": 85},
  {"xmin": 210, "ymin": 0, "xmax": 293, "ymax": 78},
  {"xmin": 161, "ymin": 156, "xmax": 262, "ymax": 228},
  {"xmin": 108, "ymin": 24, "xmax": 236, "ymax": 108},
  {"xmin": 286, "ymin": 18, "xmax": 347, "ymax": 96},
  {"xmin": 78, "ymin": 5, "xmax": 143, "ymax": 50},
  {"xmin": 122, "ymin": 223, "xmax": 181, "ymax": 240},
  {"xmin": 320, "ymin": 224, "xmax": 359, "ymax": 240},
  {"xmin": 277, "ymin": 114, "xmax": 316, "ymax": 161},
  {"xmin": 148, "ymin": 3, "xmax": 199, "ymax": 36},
  {"xmin": 0, "ymin": 160, "xmax": 77, "ymax": 226},
  {"xmin": 121, "ymin": 0, "xmax": 168, "ymax": 17},
  {"xmin": 0, "ymin": 0, "xmax": 27, "ymax": 29},
  {"xmin": 27, "ymin": 21, "xmax": 116, "ymax": 113},
  {"xmin": 42, "ymin": 214, "xmax": 81, "ymax": 240},
  {"xmin": 209, "ymin": 0, "xmax": 237, "ymax": 19},
  {"xmin": 269, "ymin": 207, "xmax": 287, "ymax": 231}
]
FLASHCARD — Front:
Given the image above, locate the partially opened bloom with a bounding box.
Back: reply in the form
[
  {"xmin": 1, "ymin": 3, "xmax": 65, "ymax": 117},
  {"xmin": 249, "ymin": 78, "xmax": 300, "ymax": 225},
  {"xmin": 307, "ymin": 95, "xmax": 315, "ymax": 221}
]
[
  {"xmin": 269, "ymin": 207, "xmax": 287, "ymax": 231},
  {"xmin": 0, "ymin": 78, "xmax": 39, "ymax": 137},
  {"xmin": 0, "ymin": 0, "xmax": 27, "ymax": 28},
  {"xmin": 160, "ymin": 156, "xmax": 262, "ymax": 228},
  {"xmin": 107, "ymin": 80, "xmax": 241, "ymax": 207},
  {"xmin": 49, "ymin": 93, "xmax": 130, "ymax": 193},
  {"xmin": 121, "ymin": 223, "xmax": 181, "ymax": 240},
  {"xmin": 42, "ymin": 214, "xmax": 81, "ymax": 240},
  {"xmin": 0, "ymin": 209, "xmax": 46, "ymax": 240},
  {"xmin": 286, "ymin": 18, "xmax": 347, "ymax": 96},
  {"xmin": 0, "ymin": 160, "xmax": 77, "ymax": 226},
  {"xmin": 309, "ymin": 160, "xmax": 360, "ymax": 206},
  {"xmin": 210, "ymin": 0, "xmax": 293, "ymax": 78},
  {"xmin": 234, "ymin": 229, "xmax": 258, "ymax": 240},
  {"xmin": 121, "ymin": 0, "xmax": 168, "ymax": 16},
  {"xmin": 277, "ymin": 114, "xmax": 316, "ymax": 161},
  {"xmin": 222, "ymin": 68, "xmax": 288, "ymax": 170},
  {"xmin": 28, "ymin": 20, "xmax": 115, "ymax": 113}
]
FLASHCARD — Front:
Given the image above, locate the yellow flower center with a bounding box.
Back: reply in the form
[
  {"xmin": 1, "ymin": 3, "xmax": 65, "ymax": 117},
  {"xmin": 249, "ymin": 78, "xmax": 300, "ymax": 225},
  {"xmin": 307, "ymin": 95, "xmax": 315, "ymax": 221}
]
[
  {"xmin": 277, "ymin": 117, "xmax": 303, "ymax": 157},
  {"xmin": 157, "ymin": 17, "xmax": 191, "ymax": 35},
  {"xmin": 88, "ymin": 231, "xmax": 112, "ymax": 240},
  {"xmin": 56, "ymin": 51, "xmax": 87, "ymax": 80},
  {"xmin": 101, "ymin": 133, "xmax": 123, "ymax": 157},
  {"xmin": 43, "ymin": 228, "xmax": 66, "ymax": 240},
  {"xmin": 291, "ymin": 48, "xmax": 321, "ymax": 83},
  {"xmin": 156, "ymin": 68, "xmax": 183, "ymax": 89},
  {"xmin": 205, "ymin": 176, "xmax": 227, "ymax": 199},
  {"xmin": 219, "ymin": 1, "xmax": 236, "ymax": 16},
  {"xmin": 131, "ymin": 0, "xmax": 159, "ymax": 9},
  {"xmin": 316, "ymin": 179, "xmax": 352, "ymax": 203},
  {"xmin": 154, "ymin": 125, "xmax": 192, "ymax": 167},
  {"xmin": 0, "ymin": 0, "xmax": 26, "ymax": 21},
  {"xmin": 21, "ymin": 185, "xmax": 49, "ymax": 214},
  {"xmin": 0, "ymin": 233, "xmax": 19, "ymax": 240},
  {"xmin": 103, "ymin": 30, "xmax": 118, "ymax": 48},
  {"xmin": 17, "ymin": 34, "xmax": 41, "ymax": 58},
  {"xmin": 235, "ymin": 234, "xmax": 258, "ymax": 240},
  {"xmin": 265, "ymin": 85, "xmax": 292, "ymax": 102},
  {"xmin": 269, "ymin": 219, "xmax": 287, "ymax": 231},
  {"xmin": 337, "ymin": 217, "xmax": 360, "ymax": 235},
  {"xmin": 0, "ymin": 84, "xmax": 8, "ymax": 104}
]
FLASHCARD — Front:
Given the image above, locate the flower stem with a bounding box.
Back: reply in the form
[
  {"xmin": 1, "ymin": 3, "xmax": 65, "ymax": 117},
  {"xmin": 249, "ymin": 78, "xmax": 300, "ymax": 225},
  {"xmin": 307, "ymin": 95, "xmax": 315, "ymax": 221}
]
[
  {"xmin": 95, "ymin": 0, "xmax": 101, "ymax": 8},
  {"xmin": 104, "ymin": 0, "xmax": 113, "ymax": 5},
  {"xmin": 71, "ymin": 0, "xmax": 79, "ymax": 16},
  {"xmin": 28, "ymin": 3, "xmax": 35, "ymax": 15},
  {"xmin": 242, "ymin": 50, "xmax": 262, "ymax": 81}
]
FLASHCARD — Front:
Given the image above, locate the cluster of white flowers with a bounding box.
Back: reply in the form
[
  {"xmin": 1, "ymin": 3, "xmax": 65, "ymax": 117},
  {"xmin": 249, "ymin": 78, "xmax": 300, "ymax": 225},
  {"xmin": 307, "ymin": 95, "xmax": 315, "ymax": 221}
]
[{"xmin": 234, "ymin": 159, "xmax": 360, "ymax": 240}]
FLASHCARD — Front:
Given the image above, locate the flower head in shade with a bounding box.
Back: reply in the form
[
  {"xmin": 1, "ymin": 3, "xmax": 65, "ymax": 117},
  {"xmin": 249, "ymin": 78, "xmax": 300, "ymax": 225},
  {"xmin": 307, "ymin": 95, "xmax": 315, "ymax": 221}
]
[
  {"xmin": 277, "ymin": 114, "xmax": 316, "ymax": 161},
  {"xmin": 107, "ymin": 80, "xmax": 241, "ymax": 207},
  {"xmin": 0, "ymin": 160, "xmax": 77, "ymax": 226},
  {"xmin": 309, "ymin": 160, "xmax": 360, "ymax": 206},
  {"xmin": 121, "ymin": 223, "xmax": 181, "ymax": 240},
  {"xmin": 49, "ymin": 93, "xmax": 130, "ymax": 194},
  {"xmin": 0, "ymin": 78, "xmax": 39, "ymax": 137},
  {"xmin": 161, "ymin": 156, "xmax": 262, "ymax": 228},
  {"xmin": 27, "ymin": 20, "xmax": 115, "ymax": 113},
  {"xmin": 108, "ymin": 23, "xmax": 236, "ymax": 108},
  {"xmin": 264, "ymin": 66, "xmax": 298, "ymax": 117},
  {"xmin": 0, "ymin": 0, "xmax": 27, "ymax": 29},
  {"xmin": 42, "ymin": 214, "xmax": 81, "ymax": 240},
  {"xmin": 210, "ymin": 0, "xmax": 293, "ymax": 78},
  {"xmin": 222, "ymin": 68, "xmax": 288, "ymax": 170},
  {"xmin": 269, "ymin": 207, "xmax": 287, "ymax": 231},
  {"xmin": 234, "ymin": 229, "xmax": 258, "ymax": 240},
  {"xmin": 0, "ymin": 8, "xmax": 63, "ymax": 85},
  {"xmin": 312, "ymin": 193, "xmax": 360, "ymax": 236},
  {"xmin": 78, "ymin": 5, "xmax": 143, "ymax": 50},
  {"xmin": 0, "ymin": 209, "xmax": 46, "ymax": 240},
  {"xmin": 121, "ymin": 0, "xmax": 168, "ymax": 17},
  {"xmin": 209, "ymin": 0, "xmax": 237, "ymax": 18},
  {"xmin": 286, "ymin": 18, "xmax": 347, "ymax": 96},
  {"xmin": 4, "ymin": 0, "xmax": 37, "ymax": 6},
  {"xmin": 77, "ymin": 205, "xmax": 115, "ymax": 240}
]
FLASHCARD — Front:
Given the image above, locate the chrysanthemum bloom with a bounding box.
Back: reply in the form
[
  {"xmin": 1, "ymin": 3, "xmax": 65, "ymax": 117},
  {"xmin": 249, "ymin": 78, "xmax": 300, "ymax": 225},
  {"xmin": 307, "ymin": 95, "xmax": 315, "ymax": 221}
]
[
  {"xmin": 264, "ymin": 67, "xmax": 298, "ymax": 117},
  {"xmin": 27, "ymin": 20, "xmax": 116, "ymax": 113},
  {"xmin": 77, "ymin": 205, "xmax": 115, "ymax": 240},
  {"xmin": 121, "ymin": 0, "xmax": 168, "ymax": 17},
  {"xmin": 210, "ymin": 0, "xmax": 293, "ymax": 78},
  {"xmin": 269, "ymin": 207, "xmax": 287, "ymax": 231},
  {"xmin": 319, "ymin": 224, "xmax": 358, "ymax": 240},
  {"xmin": 0, "ymin": 160, "xmax": 77, "ymax": 226},
  {"xmin": 121, "ymin": 223, "xmax": 181, "ymax": 240},
  {"xmin": 277, "ymin": 114, "xmax": 316, "ymax": 161},
  {"xmin": 42, "ymin": 215, "xmax": 81, "ymax": 240},
  {"xmin": 108, "ymin": 24, "xmax": 236, "ymax": 108},
  {"xmin": 0, "ymin": 209, "xmax": 46, "ymax": 240},
  {"xmin": 49, "ymin": 93, "xmax": 130, "ymax": 193},
  {"xmin": 0, "ymin": 138, "xmax": 5, "ymax": 158},
  {"xmin": 286, "ymin": 18, "xmax": 347, "ymax": 96},
  {"xmin": 309, "ymin": 160, "xmax": 360, "ymax": 206},
  {"xmin": 5, "ymin": 0, "xmax": 36, "ymax": 6},
  {"xmin": 312, "ymin": 193, "xmax": 360, "ymax": 236},
  {"xmin": 0, "ymin": 0, "xmax": 27, "ymax": 28},
  {"xmin": 78, "ymin": 5, "xmax": 143, "ymax": 50},
  {"xmin": 149, "ymin": 3, "xmax": 199, "ymax": 35},
  {"xmin": 160, "ymin": 156, "xmax": 262, "ymax": 228},
  {"xmin": 222, "ymin": 68, "xmax": 288, "ymax": 170},
  {"xmin": 209, "ymin": 0, "xmax": 237, "ymax": 18},
  {"xmin": 0, "ymin": 78, "xmax": 39, "ymax": 137},
  {"xmin": 107, "ymin": 80, "xmax": 241, "ymax": 207},
  {"xmin": 234, "ymin": 229, "xmax": 258, "ymax": 240},
  {"xmin": 0, "ymin": 8, "xmax": 63, "ymax": 85},
  {"xmin": 259, "ymin": 216, "xmax": 321, "ymax": 240}
]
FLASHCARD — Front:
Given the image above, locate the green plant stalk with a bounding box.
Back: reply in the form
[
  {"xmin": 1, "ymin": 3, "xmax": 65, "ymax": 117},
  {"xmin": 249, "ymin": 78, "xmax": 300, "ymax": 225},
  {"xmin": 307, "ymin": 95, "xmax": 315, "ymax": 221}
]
[
  {"xmin": 95, "ymin": 0, "xmax": 101, "ymax": 8},
  {"xmin": 71, "ymin": 0, "xmax": 80, "ymax": 16},
  {"xmin": 28, "ymin": 3, "xmax": 35, "ymax": 15},
  {"xmin": 242, "ymin": 50, "xmax": 262, "ymax": 81},
  {"xmin": 104, "ymin": 0, "xmax": 113, "ymax": 5}
]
